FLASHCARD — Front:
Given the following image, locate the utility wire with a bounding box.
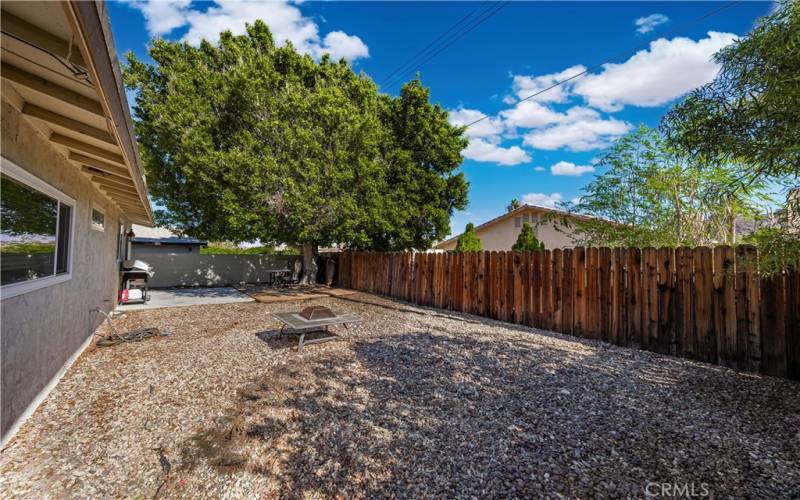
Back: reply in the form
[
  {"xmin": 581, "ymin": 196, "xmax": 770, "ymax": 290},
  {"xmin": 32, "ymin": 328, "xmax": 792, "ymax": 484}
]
[
  {"xmin": 382, "ymin": 1, "xmax": 511, "ymax": 91},
  {"xmin": 463, "ymin": 0, "xmax": 743, "ymax": 129},
  {"xmin": 377, "ymin": 1, "xmax": 492, "ymax": 86}
]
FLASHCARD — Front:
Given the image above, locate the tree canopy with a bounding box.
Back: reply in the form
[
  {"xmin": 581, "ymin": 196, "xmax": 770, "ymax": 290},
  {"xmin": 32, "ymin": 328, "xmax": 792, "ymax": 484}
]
[
  {"xmin": 506, "ymin": 199, "xmax": 521, "ymax": 212},
  {"xmin": 555, "ymin": 126, "xmax": 772, "ymax": 248},
  {"xmin": 663, "ymin": 0, "xmax": 799, "ymax": 181},
  {"xmin": 124, "ymin": 21, "xmax": 468, "ymax": 280},
  {"xmin": 512, "ymin": 223, "xmax": 544, "ymax": 251},
  {"xmin": 455, "ymin": 223, "xmax": 482, "ymax": 252}
]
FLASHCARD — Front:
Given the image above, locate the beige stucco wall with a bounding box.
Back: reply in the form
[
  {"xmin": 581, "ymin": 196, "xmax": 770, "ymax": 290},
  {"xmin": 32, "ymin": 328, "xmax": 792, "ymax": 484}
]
[
  {"xmin": 130, "ymin": 248, "xmax": 298, "ymax": 288},
  {"xmin": 1, "ymin": 100, "xmax": 130, "ymax": 437},
  {"xmin": 439, "ymin": 207, "xmax": 579, "ymax": 251}
]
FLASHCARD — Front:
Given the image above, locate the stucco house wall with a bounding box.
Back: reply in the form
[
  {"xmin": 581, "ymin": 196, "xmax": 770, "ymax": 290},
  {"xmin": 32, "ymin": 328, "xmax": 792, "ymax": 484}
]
[
  {"xmin": 438, "ymin": 206, "xmax": 579, "ymax": 251},
  {"xmin": 0, "ymin": 101, "xmax": 130, "ymax": 436}
]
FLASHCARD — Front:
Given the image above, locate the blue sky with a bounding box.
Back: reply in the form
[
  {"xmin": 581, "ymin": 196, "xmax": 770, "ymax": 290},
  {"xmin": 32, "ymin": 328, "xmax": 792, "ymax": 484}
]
[{"xmin": 107, "ymin": 1, "xmax": 772, "ymax": 239}]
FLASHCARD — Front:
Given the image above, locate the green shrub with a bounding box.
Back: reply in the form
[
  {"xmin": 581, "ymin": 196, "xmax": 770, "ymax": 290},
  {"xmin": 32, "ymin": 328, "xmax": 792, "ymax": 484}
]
[
  {"xmin": 512, "ymin": 223, "xmax": 545, "ymax": 251},
  {"xmin": 455, "ymin": 223, "xmax": 482, "ymax": 252}
]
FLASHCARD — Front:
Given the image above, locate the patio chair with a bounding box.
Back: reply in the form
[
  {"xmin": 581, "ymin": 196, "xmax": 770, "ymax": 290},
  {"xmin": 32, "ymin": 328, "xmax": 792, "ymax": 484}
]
[{"xmin": 286, "ymin": 259, "xmax": 302, "ymax": 285}]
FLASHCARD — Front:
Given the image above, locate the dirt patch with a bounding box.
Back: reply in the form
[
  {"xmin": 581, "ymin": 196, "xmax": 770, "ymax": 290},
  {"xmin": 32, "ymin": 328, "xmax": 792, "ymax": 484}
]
[{"xmin": 2, "ymin": 293, "xmax": 799, "ymax": 499}]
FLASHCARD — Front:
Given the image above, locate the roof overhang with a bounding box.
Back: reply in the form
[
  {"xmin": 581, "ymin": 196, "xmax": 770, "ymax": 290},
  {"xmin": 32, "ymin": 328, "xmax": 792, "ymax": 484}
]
[{"xmin": 1, "ymin": 1, "xmax": 153, "ymax": 225}]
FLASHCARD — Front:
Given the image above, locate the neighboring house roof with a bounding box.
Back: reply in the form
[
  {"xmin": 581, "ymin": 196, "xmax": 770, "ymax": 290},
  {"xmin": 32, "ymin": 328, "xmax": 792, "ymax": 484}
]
[
  {"xmin": 132, "ymin": 237, "xmax": 206, "ymax": 246},
  {"xmin": 436, "ymin": 204, "xmax": 598, "ymax": 249},
  {"xmin": 734, "ymin": 213, "xmax": 781, "ymax": 237},
  {"xmin": 1, "ymin": 1, "xmax": 153, "ymax": 224},
  {"xmin": 131, "ymin": 224, "xmax": 205, "ymax": 245}
]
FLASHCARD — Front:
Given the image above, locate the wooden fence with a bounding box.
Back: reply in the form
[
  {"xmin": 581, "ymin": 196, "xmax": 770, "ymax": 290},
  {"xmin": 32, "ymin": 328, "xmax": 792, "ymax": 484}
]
[{"xmin": 335, "ymin": 247, "xmax": 800, "ymax": 381}]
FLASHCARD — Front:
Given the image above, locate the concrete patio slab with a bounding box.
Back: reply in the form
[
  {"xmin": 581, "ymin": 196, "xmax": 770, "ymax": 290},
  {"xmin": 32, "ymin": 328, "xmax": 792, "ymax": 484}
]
[
  {"xmin": 116, "ymin": 287, "xmax": 254, "ymax": 311},
  {"xmin": 239, "ymin": 284, "xmax": 357, "ymax": 303}
]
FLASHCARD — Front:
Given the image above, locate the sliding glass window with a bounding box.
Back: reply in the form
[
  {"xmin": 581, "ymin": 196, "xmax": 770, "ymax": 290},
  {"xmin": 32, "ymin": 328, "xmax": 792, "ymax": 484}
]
[{"xmin": 1, "ymin": 159, "xmax": 74, "ymax": 295}]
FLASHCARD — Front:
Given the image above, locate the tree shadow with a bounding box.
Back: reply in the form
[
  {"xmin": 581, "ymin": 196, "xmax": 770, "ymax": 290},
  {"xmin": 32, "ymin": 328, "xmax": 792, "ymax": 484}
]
[{"xmin": 177, "ymin": 330, "xmax": 800, "ymax": 498}]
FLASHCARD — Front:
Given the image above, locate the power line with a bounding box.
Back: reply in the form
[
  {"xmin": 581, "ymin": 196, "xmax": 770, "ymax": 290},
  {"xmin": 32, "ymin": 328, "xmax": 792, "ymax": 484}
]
[
  {"xmin": 382, "ymin": 1, "xmax": 511, "ymax": 91},
  {"xmin": 383, "ymin": 1, "xmax": 510, "ymax": 90},
  {"xmin": 377, "ymin": 1, "xmax": 492, "ymax": 87},
  {"xmin": 463, "ymin": 0, "xmax": 743, "ymax": 129}
]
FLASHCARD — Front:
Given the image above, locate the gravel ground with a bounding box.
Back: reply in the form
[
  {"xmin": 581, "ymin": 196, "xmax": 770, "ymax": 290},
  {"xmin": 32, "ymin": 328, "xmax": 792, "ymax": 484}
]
[{"xmin": 2, "ymin": 292, "xmax": 799, "ymax": 499}]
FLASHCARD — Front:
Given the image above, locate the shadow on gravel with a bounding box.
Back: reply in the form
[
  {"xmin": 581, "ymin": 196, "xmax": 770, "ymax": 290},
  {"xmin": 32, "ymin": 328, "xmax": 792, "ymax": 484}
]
[{"xmin": 179, "ymin": 330, "xmax": 800, "ymax": 499}]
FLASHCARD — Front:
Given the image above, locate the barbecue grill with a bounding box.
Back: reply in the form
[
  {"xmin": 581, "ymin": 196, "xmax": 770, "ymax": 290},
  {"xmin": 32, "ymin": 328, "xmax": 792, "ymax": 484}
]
[{"xmin": 120, "ymin": 259, "xmax": 153, "ymax": 304}]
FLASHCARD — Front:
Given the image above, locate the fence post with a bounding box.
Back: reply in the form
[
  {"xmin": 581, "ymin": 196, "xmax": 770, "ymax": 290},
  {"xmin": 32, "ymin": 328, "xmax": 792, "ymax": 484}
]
[
  {"xmin": 760, "ymin": 271, "xmax": 787, "ymax": 378},
  {"xmin": 586, "ymin": 247, "xmax": 600, "ymax": 340},
  {"xmin": 552, "ymin": 249, "xmax": 563, "ymax": 333},
  {"xmin": 786, "ymin": 268, "xmax": 800, "ymax": 381},
  {"xmin": 694, "ymin": 247, "xmax": 716, "ymax": 363},
  {"xmin": 542, "ymin": 250, "xmax": 553, "ymax": 331}
]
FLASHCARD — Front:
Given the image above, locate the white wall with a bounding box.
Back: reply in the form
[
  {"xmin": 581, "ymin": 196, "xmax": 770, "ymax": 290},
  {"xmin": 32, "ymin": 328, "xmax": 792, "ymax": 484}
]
[{"xmin": 440, "ymin": 207, "xmax": 579, "ymax": 251}]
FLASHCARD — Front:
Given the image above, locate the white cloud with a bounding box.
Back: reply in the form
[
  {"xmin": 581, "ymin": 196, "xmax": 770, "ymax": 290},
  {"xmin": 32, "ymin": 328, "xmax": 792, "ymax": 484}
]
[
  {"xmin": 502, "ymin": 95, "xmax": 517, "ymax": 105},
  {"xmin": 522, "ymin": 107, "xmax": 631, "ymax": 152},
  {"xmin": 534, "ymin": 166, "xmax": 545, "ymax": 171},
  {"xmin": 500, "ymin": 101, "xmax": 564, "ymax": 129},
  {"xmin": 635, "ymin": 13, "xmax": 669, "ymax": 34},
  {"xmin": 448, "ymin": 107, "xmax": 504, "ymax": 139},
  {"xmin": 550, "ymin": 161, "xmax": 595, "ymax": 176},
  {"xmin": 129, "ymin": 0, "xmax": 369, "ymax": 61},
  {"xmin": 129, "ymin": 0, "xmax": 191, "ymax": 37},
  {"xmin": 573, "ymin": 31, "xmax": 737, "ymax": 111},
  {"xmin": 319, "ymin": 31, "xmax": 369, "ymax": 60},
  {"xmin": 463, "ymin": 138, "xmax": 531, "ymax": 166},
  {"xmin": 511, "ymin": 65, "xmax": 587, "ymax": 103},
  {"xmin": 449, "ymin": 107, "xmax": 531, "ymax": 166},
  {"xmin": 521, "ymin": 192, "xmax": 564, "ymax": 209}
]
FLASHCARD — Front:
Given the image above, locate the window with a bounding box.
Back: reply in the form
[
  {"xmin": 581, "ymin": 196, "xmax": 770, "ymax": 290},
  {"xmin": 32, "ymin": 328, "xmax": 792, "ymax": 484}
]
[
  {"xmin": 522, "ymin": 214, "xmax": 530, "ymax": 224},
  {"xmin": 514, "ymin": 217, "xmax": 521, "ymax": 228},
  {"xmin": 1, "ymin": 158, "xmax": 74, "ymax": 298},
  {"xmin": 91, "ymin": 207, "xmax": 105, "ymax": 232}
]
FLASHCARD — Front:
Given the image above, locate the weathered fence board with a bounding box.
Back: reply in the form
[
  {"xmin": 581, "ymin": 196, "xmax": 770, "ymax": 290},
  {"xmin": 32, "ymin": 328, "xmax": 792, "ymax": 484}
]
[{"xmin": 335, "ymin": 247, "xmax": 799, "ymax": 381}]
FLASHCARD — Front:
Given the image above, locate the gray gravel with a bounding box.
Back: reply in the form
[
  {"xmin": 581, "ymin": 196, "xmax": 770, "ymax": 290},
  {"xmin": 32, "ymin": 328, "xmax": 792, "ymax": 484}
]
[{"xmin": 1, "ymin": 292, "xmax": 799, "ymax": 499}]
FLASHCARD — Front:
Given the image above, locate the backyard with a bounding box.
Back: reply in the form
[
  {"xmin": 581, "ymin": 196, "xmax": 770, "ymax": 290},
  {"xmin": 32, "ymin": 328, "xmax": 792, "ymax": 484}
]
[{"xmin": 1, "ymin": 292, "xmax": 799, "ymax": 498}]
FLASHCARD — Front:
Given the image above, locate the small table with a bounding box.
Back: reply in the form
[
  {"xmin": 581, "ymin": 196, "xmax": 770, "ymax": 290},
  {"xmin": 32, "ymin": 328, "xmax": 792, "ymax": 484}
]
[{"xmin": 271, "ymin": 312, "xmax": 362, "ymax": 353}]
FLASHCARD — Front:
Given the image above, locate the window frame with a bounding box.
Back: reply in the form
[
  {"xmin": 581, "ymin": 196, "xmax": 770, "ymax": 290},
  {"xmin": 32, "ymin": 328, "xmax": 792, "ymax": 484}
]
[{"xmin": 1, "ymin": 157, "xmax": 75, "ymax": 300}]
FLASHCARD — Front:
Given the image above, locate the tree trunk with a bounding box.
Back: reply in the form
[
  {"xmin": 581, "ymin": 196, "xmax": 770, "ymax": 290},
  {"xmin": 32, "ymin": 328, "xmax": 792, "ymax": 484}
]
[{"xmin": 300, "ymin": 242, "xmax": 318, "ymax": 284}]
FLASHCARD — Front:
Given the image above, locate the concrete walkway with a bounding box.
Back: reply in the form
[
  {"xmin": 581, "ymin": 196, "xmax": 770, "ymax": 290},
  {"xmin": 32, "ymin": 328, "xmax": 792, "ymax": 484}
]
[{"xmin": 116, "ymin": 287, "xmax": 254, "ymax": 311}]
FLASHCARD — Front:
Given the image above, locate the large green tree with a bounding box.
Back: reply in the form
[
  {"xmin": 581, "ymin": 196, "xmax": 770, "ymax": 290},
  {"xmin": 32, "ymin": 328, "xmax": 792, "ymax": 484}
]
[
  {"xmin": 554, "ymin": 126, "xmax": 771, "ymax": 247},
  {"xmin": 663, "ymin": 0, "xmax": 799, "ymax": 181},
  {"xmin": 124, "ymin": 22, "xmax": 467, "ymax": 282},
  {"xmin": 661, "ymin": 0, "xmax": 799, "ymax": 272}
]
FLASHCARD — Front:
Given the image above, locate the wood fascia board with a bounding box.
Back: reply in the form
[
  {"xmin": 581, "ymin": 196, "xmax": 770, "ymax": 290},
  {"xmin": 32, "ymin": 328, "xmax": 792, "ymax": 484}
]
[{"xmin": 63, "ymin": 1, "xmax": 153, "ymax": 224}]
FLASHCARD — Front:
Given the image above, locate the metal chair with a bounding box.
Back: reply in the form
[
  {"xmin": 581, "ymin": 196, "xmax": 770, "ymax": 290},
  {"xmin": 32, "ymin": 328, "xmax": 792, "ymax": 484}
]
[{"xmin": 287, "ymin": 259, "xmax": 302, "ymax": 285}]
